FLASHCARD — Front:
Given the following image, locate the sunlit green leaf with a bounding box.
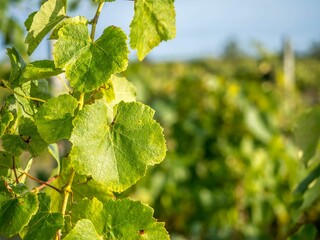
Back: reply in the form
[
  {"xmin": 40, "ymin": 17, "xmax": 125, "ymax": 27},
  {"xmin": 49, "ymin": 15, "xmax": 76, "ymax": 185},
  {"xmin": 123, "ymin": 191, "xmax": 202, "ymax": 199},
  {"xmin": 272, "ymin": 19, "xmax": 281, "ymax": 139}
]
[
  {"xmin": 20, "ymin": 193, "xmax": 63, "ymax": 240},
  {"xmin": 0, "ymin": 181, "xmax": 38, "ymax": 238},
  {"xmin": 22, "ymin": 60, "xmax": 63, "ymax": 81},
  {"xmin": 0, "ymin": 151, "xmax": 14, "ymax": 177},
  {"xmin": 2, "ymin": 134, "xmax": 26, "ymax": 157},
  {"xmin": 0, "ymin": 111, "xmax": 14, "ymax": 136},
  {"xmin": 2, "ymin": 118, "xmax": 47, "ymax": 157},
  {"xmin": 53, "ymin": 22, "xmax": 129, "ymax": 92},
  {"xmin": 14, "ymin": 80, "xmax": 51, "ymax": 118},
  {"xmin": 25, "ymin": 0, "xmax": 66, "ymax": 55},
  {"xmin": 103, "ymin": 75, "xmax": 136, "ymax": 122},
  {"xmin": 6, "ymin": 47, "xmax": 26, "ymax": 87},
  {"xmin": 64, "ymin": 219, "xmax": 101, "ymax": 240},
  {"xmin": 19, "ymin": 118, "xmax": 48, "ymax": 156},
  {"xmin": 70, "ymin": 101, "xmax": 166, "ymax": 192},
  {"xmin": 35, "ymin": 94, "xmax": 78, "ymax": 143},
  {"xmin": 71, "ymin": 198, "xmax": 169, "ymax": 239},
  {"xmin": 72, "ymin": 178, "xmax": 114, "ymax": 203},
  {"xmin": 0, "ymin": 151, "xmax": 13, "ymax": 169},
  {"xmin": 70, "ymin": 198, "xmax": 104, "ymax": 233},
  {"xmin": 24, "ymin": 12, "xmax": 36, "ymax": 31},
  {"xmin": 130, "ymin": 0, "xmax": 176, "ymax": 60},
  {"xmin": 105, "ymin": 75, "xmax": 136, "ymax": 105},
  {"xmin": 50, "ymin": 16, "xmax": 88, "ymax": 40}
]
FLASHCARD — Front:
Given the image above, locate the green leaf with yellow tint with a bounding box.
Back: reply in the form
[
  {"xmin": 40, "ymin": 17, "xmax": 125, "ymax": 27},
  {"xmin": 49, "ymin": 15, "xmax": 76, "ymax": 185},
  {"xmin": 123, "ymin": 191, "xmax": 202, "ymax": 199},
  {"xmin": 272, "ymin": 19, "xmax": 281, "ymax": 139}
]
[
  {"xmin": 6, "ymin": 47, "xmax": 26, "ymax": 87},
  {"xmin": 71, "ymin": 198, "xmax": 169, "ymax": 239},
  {"xmin": 130, "ymin": 0, "xmax": 176, "ymax": 60},
  {"xmin": 64, "ymin": 219, "xmax": 101, "ymax": 240},
  {"xmin": 35, "ymin": 94, "xmax": 78, "ymax": 143},
  {"xmin": 22, "ymin": 60, "xmax": 63, "ymax": 81},
  {"xmin": 25, "ymin": 0, "xmax": 66, "ymax": 55},
  {"xmin": 0, "ymin": 181, "xmax": 38, "ymax": 238},
  {"xmin": 70, "ymin": 101, "xmax": 166, "ymax": 192},
  {"xmin": 20, "ymin": 193, "xmax": 63, "ymax": 240},
  {"xmin": 53, "ymin": 21, "xmax": 129, "ymax": 92},
  {"xmin": 0, "ymin": 111, "xmax": 14, "ymax": 137}
]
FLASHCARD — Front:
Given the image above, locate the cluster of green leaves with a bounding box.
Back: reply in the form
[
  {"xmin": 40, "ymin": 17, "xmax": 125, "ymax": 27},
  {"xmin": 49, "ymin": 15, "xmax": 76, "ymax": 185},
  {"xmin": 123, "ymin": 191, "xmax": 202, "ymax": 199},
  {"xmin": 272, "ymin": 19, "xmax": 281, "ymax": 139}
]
[
  {"xmin": 122, "ymin": 57, "xmax": 320, "ymax": 239},
  {"xmin": 0, "ymin": 0, "xmax": 175, "ymax": 239}
]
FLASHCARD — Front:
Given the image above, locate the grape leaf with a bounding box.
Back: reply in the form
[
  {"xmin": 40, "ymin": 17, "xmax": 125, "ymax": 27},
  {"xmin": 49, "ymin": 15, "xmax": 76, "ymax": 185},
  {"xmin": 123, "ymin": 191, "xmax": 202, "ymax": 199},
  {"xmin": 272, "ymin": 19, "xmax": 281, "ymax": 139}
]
[
  {"xmin": 53, "ymin": 22, "xmax": 129, "ymax": 92},
  {"xmin": 0, "ymin": 151, "xmax": 14, "ymax": 176},
  {"xmin": 22, "ymin": 60, "xmax": 63, "ymax": 81},
  {"xmin": 105, "ymin": 75, "xmax": 136, "ymax": 105},
  {"xmin": 294, "ymin": 106, "xmax": 320, "ymax": 164},
  {"xmin": 72, "ymin": 178, "xmax": 114, "ymax": 203},
  {"xmin": 35, "ymin": 94, "xmax": 78, "ymax": 143},
  {"xmin": 70, "ymin": 198, "xmax": 104, "ymax": 233},
  {"xmin": 2, "ymin": 118, "xmax": 47, "ymax": 157},
  {"xmin": 0, "ymin": 111, "xmax": 14, "ymax": 136},
  {"xmin": 103, "ymin": 75, "xmax": 136, "ymax": 123},
  {"xmin": 7, "ymin": 47, "xmax": 26, "ymax": 87},
  {"xmin": 0, "ymin": 182, "xmax": 38, "ymax": 238},
  {"xmin": 2, "ymin": 134, "xmax": 26, "ymax": 157},
  {"xmin": 130, "ymin": 0, "xmax": 176, "ymax": 60},
  {"xmin": 25, "ymin": 0, "xmax": 67, "ymax": 55},
  {"xmin": 70, "ymin": 101, "xmax": 166, "ymax": 192},
  {"xmin": 50, "ymin": 16, "xmax": 88, "ymax": 40},
  {"xmin": 19, "ymin": 118, "xmax": 48, "ymax": 157},
  {"xmin": 46, "ymin": 155, "xmax": 113, "ymax": 211},
  {"xmin": 0, "ymin": 151, "xmax": 14, "ymax": 168},
  {"xmin": 24, "ymin": 12, "xmax": 37, "ymax": 31},
  {"xmin": 14, "ymin": 80, "xmax": 51, "ymax": 118},
  {"xmin": 71, "ymin": 198, "xmax": 169, "ymax": 239},
  {"xmin": 20, "ymin": 193, "xmax": 63, "ymax": 240},
  {"xmin": 64, "ymin": 219, "xmax": 101, "ymax": 240}
]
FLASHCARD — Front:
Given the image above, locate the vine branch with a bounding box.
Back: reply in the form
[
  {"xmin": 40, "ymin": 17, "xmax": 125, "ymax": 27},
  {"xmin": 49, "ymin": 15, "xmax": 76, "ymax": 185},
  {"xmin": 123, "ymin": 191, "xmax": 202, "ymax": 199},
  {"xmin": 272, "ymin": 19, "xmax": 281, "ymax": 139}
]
[
  {"xmin": 21, "ymin": 171, "xmax": 62, "ymax": 193},
  {"xmin": 12, "ymin": 157, "xmax": 19, "ymax": 184},
  {"xmin": 33, "ymin": 175, "xmax": 59, "ymax": 192}
]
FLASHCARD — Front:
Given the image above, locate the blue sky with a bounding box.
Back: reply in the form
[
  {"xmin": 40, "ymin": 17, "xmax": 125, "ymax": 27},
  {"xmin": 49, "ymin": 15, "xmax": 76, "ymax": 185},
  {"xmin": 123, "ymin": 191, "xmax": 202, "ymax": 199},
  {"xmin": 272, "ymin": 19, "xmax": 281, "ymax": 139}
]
[
  {"xmin": 5, "ymin": 0, "xmax": 320, "ymax": 61},
  {"xmin": 88, "ymin": 0, "xmax": 320, "ymax": 60}
]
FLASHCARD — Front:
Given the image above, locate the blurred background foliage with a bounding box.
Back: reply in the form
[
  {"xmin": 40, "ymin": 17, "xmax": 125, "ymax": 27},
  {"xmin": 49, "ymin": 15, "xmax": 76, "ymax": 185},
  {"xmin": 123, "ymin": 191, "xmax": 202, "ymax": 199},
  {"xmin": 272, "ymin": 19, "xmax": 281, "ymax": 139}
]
[
  {"xmin": 118, "ymin": 46, "xmax": 320, "ymax": 239},
  {"xmin": 1, "ymin": 1, "xmax": 320, "ymax": 240}
]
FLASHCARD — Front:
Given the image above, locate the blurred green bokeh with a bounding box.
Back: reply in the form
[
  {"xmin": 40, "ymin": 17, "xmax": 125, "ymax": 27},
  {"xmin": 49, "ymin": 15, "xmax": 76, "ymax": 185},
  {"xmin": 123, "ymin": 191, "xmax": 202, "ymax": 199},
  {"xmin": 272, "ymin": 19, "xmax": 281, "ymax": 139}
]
[{"xmin": 120, "ymin": 52, "xmax": 320, "ymax": 239}]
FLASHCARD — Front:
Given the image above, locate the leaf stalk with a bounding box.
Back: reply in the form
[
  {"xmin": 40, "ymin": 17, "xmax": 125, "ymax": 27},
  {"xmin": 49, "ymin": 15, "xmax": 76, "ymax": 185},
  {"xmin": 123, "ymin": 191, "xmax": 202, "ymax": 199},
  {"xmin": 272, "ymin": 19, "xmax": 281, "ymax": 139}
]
[
  {"xmin": 1, "ymin": 80, "xmax": 46, "ymax": 103},
  {"xmin": 90, "ymin": 2, "xmax": 105, "ymax": 40},
  {"xmin": 12, "ymin": 157, "xmax": 19, "ymax": 184}
]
